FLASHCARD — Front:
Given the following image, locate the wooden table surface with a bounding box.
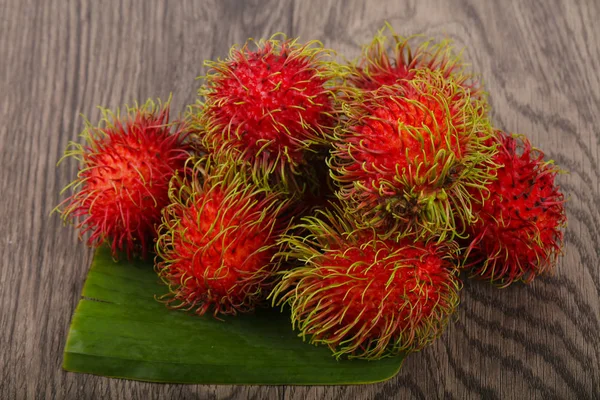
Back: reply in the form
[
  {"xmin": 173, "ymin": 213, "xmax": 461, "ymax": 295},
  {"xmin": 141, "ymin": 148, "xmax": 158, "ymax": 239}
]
[{"xmin": 1, "ymin": 0, "xmax": 599, "ymax": 398}]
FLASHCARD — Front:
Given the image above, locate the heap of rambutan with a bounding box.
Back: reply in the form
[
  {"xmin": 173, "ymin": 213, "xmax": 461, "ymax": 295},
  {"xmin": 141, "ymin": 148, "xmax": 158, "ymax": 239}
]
[
  {"xmin": 155, "ymin": 157, "xmax": 293, "ymax": 316},
  {"xmin": 56, "ymin": 27, "xmax": 567, "ymax": 364},
  {"xmin": 56, "ymin": 99, "xmax": 192, "ymax": 258}
]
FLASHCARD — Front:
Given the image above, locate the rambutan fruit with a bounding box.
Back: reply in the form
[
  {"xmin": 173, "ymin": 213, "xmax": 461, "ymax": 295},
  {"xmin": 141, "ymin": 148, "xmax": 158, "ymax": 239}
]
[
  {"xmin": 56, "ymin": 99, "xmax": 192, "ymax": 258},
  {"xmin": 463, "ymin": 132, "xmax": 566, "ymax": 286},
  {"xmin": 330, "ymin": 71, "xmax": 497, "ymax": 240},
  {"xmin": 271, "ymin": 208, "xmax": 461, "ymax": 360},
  {"xmin": 349, "ymin": 24, "xmax": 483, "ymax": 100},
  {"xmin": 190, "ymin": 35, "xmax": 344, "ymax": 192},
  {"xmin": 155, "ymin": 158, "xmax": 293, "ymax": 317}
]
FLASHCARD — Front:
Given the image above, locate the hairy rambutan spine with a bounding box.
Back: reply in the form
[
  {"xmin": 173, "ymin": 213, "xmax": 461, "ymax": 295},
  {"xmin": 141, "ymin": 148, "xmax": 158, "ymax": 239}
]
[
  {"xmin": 271, "ymin": 207, "xmax": 461, "ymax": 359},
  {"xmin": 331, "ymin": 72, "xmax": 497, "ymax": 240},
  {"xmin": 155, "ymin": 157, "xmax": 293, "ymax": 317},
  {"xmin": 464, "ymin": 133, "xmax": 567, "ymax": 286},
  {"xmin": 56, "ymin": 98, "xmax": 191, "ymax": 258},
  {"xmin": 189, "ymin": 34, "xmax": 347, "ymax": 192}
]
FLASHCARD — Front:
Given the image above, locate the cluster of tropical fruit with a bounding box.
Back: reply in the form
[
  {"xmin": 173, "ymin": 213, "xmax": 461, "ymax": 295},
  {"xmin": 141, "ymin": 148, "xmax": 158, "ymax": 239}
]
[{"xmin": 57, "ymin": 27, "xmax": 566, "ymax": 360}]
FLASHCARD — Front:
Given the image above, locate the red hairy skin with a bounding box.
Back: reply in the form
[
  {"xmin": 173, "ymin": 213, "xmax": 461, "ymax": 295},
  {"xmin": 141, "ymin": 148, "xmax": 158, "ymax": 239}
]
[
  {"xmin": 349, "ymin": 24, "xmax": 483, "ymax": 101},
  {"xmin": 56, "ymin": 99, "xmax": 192, "ymax": 259},
  {"xmin": 271, "ymin": 209, "xmax": 461, "ymax": 360},
  {"xmin": 331, "ymin": 72, "xmax": 496, "ymax": 240},
  {"xmin": 464, "ymin": 132, "xmax": 566, "ymax": 286},
  {"xmin": 155, "ymin": 159, "xmax": 292, "ymax": 317},
  {"xmin": 191, "ymin": 35, "xmax": 344, "ymax": 192}
]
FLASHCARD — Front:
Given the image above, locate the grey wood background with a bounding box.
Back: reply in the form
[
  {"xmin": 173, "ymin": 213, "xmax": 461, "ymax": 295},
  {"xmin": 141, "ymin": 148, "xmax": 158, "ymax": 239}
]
[{"xmin": 1, "ymin": 0, "xmax": 598, "ymax": 398}]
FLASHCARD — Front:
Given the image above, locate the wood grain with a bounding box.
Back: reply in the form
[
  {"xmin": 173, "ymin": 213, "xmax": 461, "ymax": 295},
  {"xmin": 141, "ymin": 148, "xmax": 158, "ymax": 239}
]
[{"xmin": 1, "ymin": 0, "xmax": 598, "ymax": 398}]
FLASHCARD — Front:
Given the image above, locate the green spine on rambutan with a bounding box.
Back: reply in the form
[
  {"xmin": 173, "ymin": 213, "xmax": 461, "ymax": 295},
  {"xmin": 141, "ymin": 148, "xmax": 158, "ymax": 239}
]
[{"xmin": 330, "ymin": 70, "xmax": 498, "ymax": 241}]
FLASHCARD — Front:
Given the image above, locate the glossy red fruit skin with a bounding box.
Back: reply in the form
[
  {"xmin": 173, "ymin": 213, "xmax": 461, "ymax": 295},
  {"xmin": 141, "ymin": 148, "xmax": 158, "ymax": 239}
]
[
  {"xmin": 192, "ymin": 35, "xmax": 343, "ymax": 191},
  {"xmin": 465, "ymin": 132, "xmax": 566, "ymax": 286},
  {"xmin": 155, "ymin": 159, "xmax": 292, "ymax": 317},
  {"xmin": 57, "ymin": 100, "xmax": 191, "ymax": 258},
  {"xmin": 272, "ymin": 209, "xmax": 461, "ymax": 360}
]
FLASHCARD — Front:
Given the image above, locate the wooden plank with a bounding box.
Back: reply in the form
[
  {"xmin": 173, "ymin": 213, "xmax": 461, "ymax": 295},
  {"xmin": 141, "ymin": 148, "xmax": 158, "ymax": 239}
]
[{"xmin": 0, "ymin": 0, "xmax": 598, "ymax": 398}]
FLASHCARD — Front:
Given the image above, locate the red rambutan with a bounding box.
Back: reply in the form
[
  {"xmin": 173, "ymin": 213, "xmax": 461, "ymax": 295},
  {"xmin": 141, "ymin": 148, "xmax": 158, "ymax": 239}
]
[
  {"xmin": 271, "ymin": 208, "xmax": 461, "ymax": 359},
  {"xmin": 56, "ymin": 99, "xmax": 191, "ymax": 258},
  {"xmin": 191, "ymin": 35, "xmax": 343, "ymax": 191},
  {"xmin": 349, "ymin": 24, "xmax": 483, "ymax": 100},
  {"xmin": 155, "ymin": 158, "xmax": 292, "ymax": 317},
  {"xmin": 464, "ymin": 132, "xmax": 567, "ymax": 286},
  {"xmin": 330, "ymin": 71, "xmax": 496, "ymax": 240}
]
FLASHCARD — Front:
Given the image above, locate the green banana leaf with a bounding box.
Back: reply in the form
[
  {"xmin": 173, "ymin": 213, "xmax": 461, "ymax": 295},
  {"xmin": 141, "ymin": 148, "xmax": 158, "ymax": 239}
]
[{"xmin": 63, "ymin": 246, "xmax": 405, "ymax": 384}]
